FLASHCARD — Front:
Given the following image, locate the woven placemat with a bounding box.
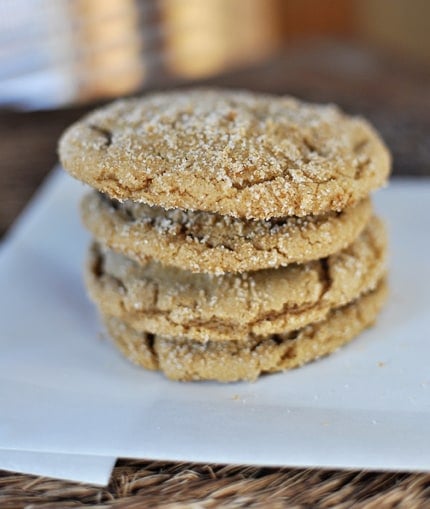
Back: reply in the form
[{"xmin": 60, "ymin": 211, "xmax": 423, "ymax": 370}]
[{"xmin": 1, "ymin": 461, "xmax": 430, "ymax": 509}]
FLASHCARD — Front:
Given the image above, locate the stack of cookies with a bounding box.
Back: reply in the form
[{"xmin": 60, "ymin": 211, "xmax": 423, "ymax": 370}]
[{"xmin": 59, "ymin": 89, "xmax": 390, "ymax": 382}]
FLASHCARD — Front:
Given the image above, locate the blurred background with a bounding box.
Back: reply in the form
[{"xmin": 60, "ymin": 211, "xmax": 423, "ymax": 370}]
[
  {"xmin": 0, "ymin": 0, "xmax": 429, "ymax": 234},
  {"xmin": 1, "ymin": 0, "xmax": 430, "ymax": 108}
]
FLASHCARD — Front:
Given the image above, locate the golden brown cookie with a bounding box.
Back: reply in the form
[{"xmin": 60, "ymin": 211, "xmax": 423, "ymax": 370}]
[
  {"xmin": 86, "ymin": 217, "xmax": 387, "ymax": 342},
  {"xmin": 102, "ymin": 279, "xmax": 387, "ymax": 382},
  {"xmin": 82, "ymin": 192, "xmax": 372, "ymax": 274},
  {"xmin": 59, "ymin": 89, "xmax": 390, "ymax": 219}
]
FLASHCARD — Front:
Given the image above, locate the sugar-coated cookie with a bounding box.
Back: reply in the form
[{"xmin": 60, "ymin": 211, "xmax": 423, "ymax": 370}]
[
  {"xmin": 82, "ymin": 192, "xmax": 372, "ymax": 274},
  {"xmin": 86, "ymin": 217, "xmax": 387, "ymax": 342},
  {"xmin": 59, "ymin": 89, "xmax": 390, "ymax": 219},
  {"xmin": 102, "ymin": 279, "xmax": 387, "ymax": 382}
]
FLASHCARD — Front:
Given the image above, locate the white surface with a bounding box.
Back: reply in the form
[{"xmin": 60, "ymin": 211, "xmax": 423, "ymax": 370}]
[
  {"xmin": 0, "ymin": 171, "xmax": 429, "ymax": 473},
  {"xmin": 0, "ymin": 450, "xmax": 115, "ymax": 485}
]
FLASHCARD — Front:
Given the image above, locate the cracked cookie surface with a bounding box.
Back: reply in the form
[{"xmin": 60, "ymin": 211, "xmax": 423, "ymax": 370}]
[
  {"xmin": 86, "ymin": 217, "xmax": 387, "ymax": 342},
  {"xmin": 59, "ymin": 89, "xmax": 390, "ymax": 219},
  {"xmin": 102, "ymin": 279, "xmax": 387, "ymax": 382},
  {"xmin": 82, "ymin": 192, "xmax": 372, "ymax": 274}
]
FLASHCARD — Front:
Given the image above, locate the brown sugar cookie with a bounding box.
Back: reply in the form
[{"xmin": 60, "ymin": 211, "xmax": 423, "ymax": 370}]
[
  {"xmin": 82, "ymin": 191, "xmax": 372, "ymax": 274},
  {"xmin": 59, "ymin": 89, "xmax": 390, "ymax": 219},
  {"xmin": 102, "ymin": 278, "xmax": 387, "ymax": 382},
  {"xmin": 86, "ymin": 217, "xmax": 387, "ymax": 342}
]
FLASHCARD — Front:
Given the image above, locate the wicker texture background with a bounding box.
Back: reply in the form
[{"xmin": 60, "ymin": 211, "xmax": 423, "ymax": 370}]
[{"xmin": 2, "ymin": 461, "xmax": 430, "ymax": 508}]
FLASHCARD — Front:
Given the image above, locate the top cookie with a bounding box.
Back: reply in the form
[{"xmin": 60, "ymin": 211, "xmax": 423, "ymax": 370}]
[{"xmin": 59, "ymin": 89, "xmax": 391, "ymax": 219}]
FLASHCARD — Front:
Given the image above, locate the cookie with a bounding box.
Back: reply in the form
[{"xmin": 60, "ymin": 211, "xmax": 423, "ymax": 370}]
[
  {"xmin": 59, "ymin": 89, "xmax": 390, "ymax": 219},
  {"xmin": 102, "ymin": 278, "xmax": 387, "ymax": 382},
  {"xmin": 82, "ymin": 192, "xmax": 372, "ymax": 274},
  {"xmin": 86, "ymin": 217, "xmax": 387, "ymax": 342}
]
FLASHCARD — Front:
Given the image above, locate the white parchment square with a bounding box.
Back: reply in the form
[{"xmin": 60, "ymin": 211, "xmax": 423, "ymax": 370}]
[
  {"xmin": 0, "ymin": 450, "xmax": 115, "ymax": 485},
  {"xmin": 1, "ymin": 171, "xmax": 429, "ymax": 472}
]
